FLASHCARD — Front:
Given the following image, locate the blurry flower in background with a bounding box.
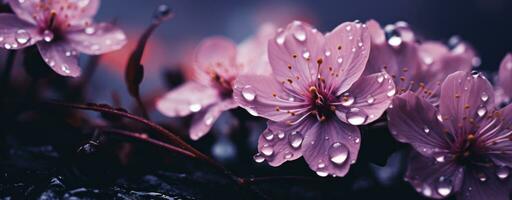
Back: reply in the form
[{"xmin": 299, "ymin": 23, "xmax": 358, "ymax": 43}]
[
  {"xmin": 388, "ymin": 71, "xmax": 512, "ymax": 199},
  {"xmin": 156, "ymin": 24, "xmax": 276, "ymax": 140},
  {"xmin": 365, "ymin": 20, "xmax": 476, "ymax": 105},
  {"xmin": 0, "ymin": 0, "xmax": 126, "ymax": 77},
  {"xmin": 234, "ymin": 21, "xmax": 395, "ymax": 177},
  {"xmin": 496, "ymin": 53, "xmax": 512, "ymax": 105}
]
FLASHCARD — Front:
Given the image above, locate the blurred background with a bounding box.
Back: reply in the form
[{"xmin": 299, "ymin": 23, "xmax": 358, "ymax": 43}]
[{"xmin": 1, "ymin": 0, "xmax": 511, "ymax": 199}]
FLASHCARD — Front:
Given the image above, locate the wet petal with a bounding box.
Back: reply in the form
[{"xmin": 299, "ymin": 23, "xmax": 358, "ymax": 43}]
[
  {"xmin": 439, "ymin": 71, "xmax": 495, "ymax": 140},
  {"xmin": 0, "ymin": 14, "xmax": 42, "ymax": 50},
  {"xmin": 302, "ymin": 118, "xmax": 360, "ymax": 177},
  {"xmin": 498, "ymin": 53, "xmax": 512, "ymax": 99},
  {"xmin": 457, "ymin": 168, "xmax": 512, "ymax": 200},
  {"xmin": 156, "ymin": 82, "xmax": 220, "ymax": 117},
  {"xmin": 387, "ymin": 91, "xmax": 453, "ymax": 157},
  {"xmin": 268, "ymin": 21, "xmax": 325, "ymax": 94},
  {"xmin": 189, "ymin": 99, "xmax": 238, "ymax": 140},
  {"xmin": 483, "ymin": 104, "xmax": 512, "ymax": 167},
  {"xmin": 37, "ymin": 42, "xmax": 81, "ymax": 77},
  {"xmin": 233, "ymin": 74, "xmax": 310, "ymax": 122},
  {"xmin": 67, "ymin": 23, "xmax": 127, "ymax": 55},
  {"xmin": 334, "ymin": 72, "xmax": 395, "ymax": 125},
  {"xmin": 323, "ymin": 21, "xmax": 371, "ymax": 95},
  {"xmin": 237, "ymin": 23, "xmax": 275, "ymax": 76},
  {"xmin": 195, "ymin": 36, "xmax": 239, "ymax": 82},
  {"xmin": 405, "ymin": 151, "xmax": 464, "ymax": 199},
  {"xmin": 256, "ymin": 119, "xmax": 317, "ymax": 166},
  {"xmin": 7, "ymin": 0, "xmax": 38, "ymax": 24}
]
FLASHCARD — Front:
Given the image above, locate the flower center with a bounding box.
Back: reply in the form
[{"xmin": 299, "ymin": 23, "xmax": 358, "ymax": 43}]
[
  {"xmin": 209, "ymin": 71, "xmax": 233, "ymax": 99},
  {"xmin": 308, "ymin": 86, "xmax": 335, "ymax": 122},
  {"xmin": 454, "ymin": 133, "xmax": 492, "ymax": 167}
]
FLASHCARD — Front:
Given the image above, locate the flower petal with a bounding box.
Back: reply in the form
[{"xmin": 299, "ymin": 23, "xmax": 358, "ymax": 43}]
[
  {"xmin": 156, "ymin": 82, "xmax": 220, "ymax": 117},
  {"xmin": 268, "ymin": 21, "xmax": 325, "ymax": 94},
  {"xmin": 405, "ymin": 151, "xmax": 465, "ymax": 199},
  {"xmin": 387, "ymin": 91, "xmax": 453, "ymax": 157},
  {"xmin": 482, "ymin": 103, "xmax": 512, "ymax": 167},
  {"xmin": 194, "ymin": 36, "xmax": 239, "ymax": 83},
  {"xmin": 439, "ymin": 71, "xmax": 495, "ymax": 141},
  {"xmin": 457, "ymin": 168, "xmax": 512, "ymax": 200},
  {"xmin": 334, "ymin": 72, "xmax": 395, "ymax": 125},
  {"xmin": 323, "ymin": 21, "xmax": 371, "ymax": 95},
  {"xmin": 498, "ymin": 53, "xmax": 512, "ymax": 99},
  {"xmin": 237, "ymin": 23, "xmax": 275, "ymax": 76},
  {"xmin": 0, "ymin": 14, "xmax": 42, "ymax": 50},
  {"xmin": 233, "ymin": 74, "xmax": 310, "ymax": 122},
  {"xmin": 36, "ymin": 42, "xmax": 81, "ymax": 77},
  {"xmin": 189, "ymin": 99, "xmax": 238, "ymax": 140},
  {"xmin": 7, "ymin": 0, "xmax": 38, "ymax": 24},
  {"xmin": 256, "ymin": 119, "xmax": 317, "ymax": 166},
  {"xmin": 302, "ymin": 118, "xmax": 360, "ymax": 177},
  {"xmin": 67, "ymin": 23, "xmax": 127, "ymax": 55}
]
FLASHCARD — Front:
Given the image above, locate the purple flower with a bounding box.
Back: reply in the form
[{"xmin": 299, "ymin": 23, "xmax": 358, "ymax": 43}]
[
  {"xmin": 496, "ymin": 53, "xmax": 512, "ymax": 104},
  {"xmin": 233, "ymin": 21, "xmax": 396, "ymax": 177},
  {"xmin": 388, "ymin": 71, "xmax": 512, "ymax": 199},
  {"xmin": 156, "ymin": 24, "xmax": 275, "ymax": 140},
  {"xmin": 365, "ymin": 20, "xmax": 476, "ymax": 104},
  {"xmin": 0, "ymin": 0, "xmax": 127, "ymax": 77}
]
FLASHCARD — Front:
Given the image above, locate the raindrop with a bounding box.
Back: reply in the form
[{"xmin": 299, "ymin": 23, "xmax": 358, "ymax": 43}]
[
  {"xmin": 351, "ymin": 47, "xmax": 356, "ymax": 52},
  {"xmin": 293, "ymin": 30, "xmax": 306, "ymax": 42},
  {"xmin": 302, "ymin": 51, "xmax": 310, "ymax": 59},
  {"xmin": 15, "ymin": 29, "xmax": 30, "ymax": 45},
  {"xmin": 437, "ymin": 114, "xmax": 444, "ymax": 122},
  {"xmin": 367, "ymin": 96, "xmax": 375, "ymax": 104},
  {"xmin": 497, "ymin": 166, "xmax": 509, "ymax": 179},
  {"xmin": 358, "ymin": 42, "xmax": 363, "ymax": 47},
  {"xmin": 329, "ymin": 142, "xmax": 349, "ymax": 165},
  {"xmin": 261, "ymin": 144, "xmax": 274, "ymax": 156},
  {"xmin": 288, "ymin": 131, "xmax": 303, "ymax": 148},
  {"xmin": 4, "ymin": 43, "xmax": 12, "ymax": 49},
  {"xmin": 324, "ymin": 50, "xmax": 331, "ymax": 57},
  {"xmin": 477, "ymin": 173, "xmax": 487, "ymax": 182},
  {"xmin": 84, "ymin": 26, "xmax": 96, "ymax": 35},
  {"xmin": 387, "ymin": 89, "xmax": 396, "ymax": 97},
  {"xmin": 341, "ymin": 93, "xmax": 354, "ymax": 106},
  {"xmin": 345, "ymin": 25, "xmax": 352, "ymax": 31},
  {"xmin": 377, "ymin": 74, "xmax": 384, "ymax": 83},
  {"xmin": 189, "ymin": 103, "xmax": 202, "ymax": 112},
  {"xmin": 253, "ymin": 153, "xmax": 265, "ymax": 163},
  {"xmin": 276, "ymin": 34, "xmax": 286, "ymax": 45},
  {"xmin": 347, "ymin": 108, "xmax": 367, "ymax": 125},
  {"xmin": 337, "ymin": 57, "xmax": 343, "ymax": 64},
  {"xmin": 437, "ymin": 177, "xmax": 452, "ymax": 197},
  {"xmin": 241, "ymin": 86, "xmax": 256, "ymax": 101},
  {"xmin": 388, "ymin": 36, "xmax": 402, "ymax": 47},
  {"xmin": 205, "ymin": 114, "xmax": 214, "ymax": 125},
  {"xmin": 153, "ymin": 4, "xmax": 174, "ymax": 21},
  {"xmin": 43, "ymin": 30, "xmax": 54, "ymax": 42},
  {"xmin": 422, "ymin": 185, "xmax": 432, "ymax": 197},
  {"xmin": 316, "ymin": 171, "xmax": 328, "ymax": 177},
  {"xmin": 61, "ymin": 65, "xmax": 71, "ymax": 74},
  {"xmin": 481, "ymin": 92, "xmax": 489, "ymax": 102},
  {"xmin": 263, "ymin": 131, "xmax": 274, "ymax": 141},
  {"xmin": 246, "ymin": 108, "xmax": 259, "ymax": 116},
  {"xmin": 424, "ymin": 126, "xmax": 430, "ymax": 134},
  {"xmin": 477, "ymin": 107, "xmax": 486, "ymax": 117},
  {"xmin": 435, "ymin": 155, "xmax": 445, "ymax": 162},
  {"xmin": 277, "ymin": 131, "xmax": 285, "ymax": 139},
  {"xmin": 284, "ymin": 152, "xmax": 293, "ymax": 159}
]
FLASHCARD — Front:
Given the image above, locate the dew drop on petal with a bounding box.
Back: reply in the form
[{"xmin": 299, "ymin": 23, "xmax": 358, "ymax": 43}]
[
  {"xmin": 4, "ymin": 43, "xmax": 12, "ymax": 49},
  {"xmin": 477, "ymin": 107, "xmax": 487, "ymax": 117},
  {"xmin": 388, "ymin": 36, "xmax": 402, "ymax": 47},
  {"xmin": 329, "ymin": 142, "xmax": 349, "ymax": 165},
  {"xmin": 288, "ymin": 131, "xmax": 303, "ymax": 148},
  {"xmin": 367, "ymin": 96, "xmax": 375, "ymax": 104},
  {"xmin": 241, "ymin": 86, "xmax": 256, "ymax": 101},
  {"xmin": 84, "ymin": 26, "xmax": 96, "ymax": 35},
  {"xmin": 435, "ymin": 155, "xmax": 445, "ymax": 162},
  {"xmin": 424, "ymin": 126, "xmax": 430, "ymax": 134},
  {"xmin": 302, "ymin": 51, "xmax": 310, "ymax": 59},
  {"xmin": 189, "ymin": 103, "xmax": 202, "ymax": 112},
  {"xmin": 337, "ymin": 57, "xmax": 343, "ymax": 64},
  {"xmin": 276, "ymin": 34, "xmax": 286, "ymax": 45},
  {"xmin": 15, "ymin": 29, "xmax": 30, "ymax": 45},
  {"xmin": 377, "ymin": 74, "xmax": 384, "ymax": 83},
  {"xmin": 345, "ymin": 25, "xmax": 352, "ymax": 31},
  {"xmin": 284, "ymin": 152, "xmax": 293, "ymax": 159},
  {"xmin": 422, "ymin": 185, "xmax": 432, "ymax": 197},
  {"xmin": 477, "ymin": 173, "xmax": 487, "ymax": 182},
  {"xmin": 346, "ymin": 108, "xmax": 367, "ymax": 125},
  {"xmin": 293, "ymin": 30, "xmax": 306, "ymax": 42},
  {"xmin": 387, "ymin": 88, "xmax": 396, "ymax": 97},
  {"xmin": 324, "ymin": 50, "xmax": 331, "ymax": 57},
  {"xmin": 261, "ymin": 144, "xmax": 274, "ymax": 156},
  {"xmin": 481, "ymin": 92, "xmax": 489, "ymax": 102},
  {"xmin": 497, "ymin": 166, "xmax": 509, "ymax": 179},
  {"xmin": 204, "ymin": 114, "xmax": 214, "ymax": 125},
  {"xmin": 437, "ymin": 177, "xmax": 452, "ymax": 197},
  {"xmin": 277, "ymin": 131, "xmax": 285, "ymax": 139},
  {"xmin": 316, "ymin": 171, "xmax": 329, "ymax": 177},
  {"xmin": 253, "ymin": 153, "xmax": 265, "ymax": 163},
  {"xmin": 246, "ymin": 108, "xmax": 259, "ymax": 116},
  {"xmin": 263, "ymin": 131, "xmax": 274, "ymax": 141},
  {"xmin": 43, "ymin": 30, "xmax": 54, "ymax": 42},
  {"xmin": 341, "ymin": 93, "xmax": 354, "ymax": 106},
  {"xmin": 61, "ymin": 65, "xmax": 71, "ymax": 74}
]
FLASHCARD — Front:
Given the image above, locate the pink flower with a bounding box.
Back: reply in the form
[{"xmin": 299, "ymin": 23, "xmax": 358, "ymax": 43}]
[
  {"xmin": 233, "ymin": 21, "xmax": 396, "ymax": 177},
  {"xmin": 365, "ymin": 20, "xmax": 476, "ymax": 104},
  {"xmin": 0, "ymin": 0, "xmax": 127, "ymax": 77},
  {"xmin": 496, "ymin": 53, "xmax": 512, "ymax": 104},
  {"xmin": 388, "ymin": 71, "xmax": 512, "ymax": 199},
  {"xmin": 156, "ymin": 24, "xmax": 275, "ymax": 140}
]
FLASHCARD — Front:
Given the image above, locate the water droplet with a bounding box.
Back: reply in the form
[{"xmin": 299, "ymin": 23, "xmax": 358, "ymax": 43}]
[
  {"xmin": 337, "ymin": 57, "xmax": 343, "ymax": 64},
  {"xmin": 43, "ymin": 30, "xmax": 54, "ymax": 42},
  {"xmin": 84, "ymin": 26, "xmax": 96, "ymax": 35},
  {"xmin": 358, "ymin": 42, "xmax": 363, "ymax": 47},
  {"xmin": 422, "ymin": 185, "xmax": 432, "ymax": 197},
  {"xmin": 324, "ymin": 50, "xmax": 331, "ymax": 56},
  {"xmin": 481, "ymin": 92, "xmax": 489, "ymax": 102},
  {"xmin": 3, "ymin": 43, "xmax": 12, "ymax": 49},
  {"xmin": 367, "ymin": 96, "xmax": 375, "ymax": 104},
  {"xmin": 263, "ymin": 131, "xmax": 274, "ymax": 141},
  {"xmin": 205, "ymin": 114, "xmax": 214, "ymax": 125},
  {"xmin": 15, "ymin": 29, "xmax": 30, "ymax": 45},
  {"xmin": 153, "ymin": 4, "xmax": 174, "ymax": 21},
  {"xmin": 477, "ymin": 107, "xmax": 486, "ymax": 117},
  {"xmin": 276, "ymin": 34, "xmax": 286, "ymax": 45},
  {"xmin": 345, "ymin": 25, "xmax": 352, "ymax": 31},
  {"xmin": 0, "ymin": 36, "xmax": 4, "ymax": 42},
  {"xmin": 424, "ymin": 126, "xmax": 430, "ymax": 134},
  {"xmin": 351, "ymin": 47, "xmax": 356, "ymax": 52},
  {"xmin": 388, "ymin": 36, "xmax": 402, "ymax": 47},
  {"xmin": 241, "ymin": 86, "xmax": 256, "ymax": 101},
  {"xmin": 261, "ymin": 144, "xmax": 274, "ymax": 156},
  {"xmin": 246, "ymin": 108, "xmax": 259, "ymax": 116},
  {"xmin": 277, "ymin": 131, "xmax": 285, "ymax": 139},
  {"xmin": 61, "ymin": 65, "xmax": 71, "ymax": 74},
  {"xmin": 288, "ymin": 131, "xmax": 303, "ymax": 148},
  {"xmin": 329, "ymin": 142, "xmax": 349, "ymax": 165},
  {"xmin": 497, "ymin": 166, "xmax": 509, "ymax": 179},
  {"xmin": 341, "ymin": 93, "xmax": 354, "ymax": 106},
  {"xmin": 377, "ymin": 74, "xmax": 384, "ymax": 83},
  {"xmin": 302, "ymin": 51, "xmax": 310, "ymax": 59},
  {"xmin": 477, "ymin": 173, "xmax": 487, "ymax": 182},
  {"xmin": 293, "ymin": 30, "xmax": 306, "ymax": 42},
  {"xmin": 189, "ymin": 103, "xmax": 202, "ymax": 112},
  {"xmin": 437, "ymin": 177, "xmax": 452, "ymax": 197},
  {"xmin": 253, "ymin": 153, "xmax": 265, "ymax": 163},
  {"xmin": 437, "ymin": 114, "xmax": 444, "ymax": 122},
  {"xmin": 346, "ymin": 108, "xmax": 367, "ymax": 125},
  {"xmin": 284, "ymin": 152, "xmax": 293, "ymax": 159},
  {"xmin": 435, "ymin": 155, "xmax": 445, "ymax": 162},
  {"xmin": 316, "ymin": 171, "xmax": 329, "ymax": 177},
  {"xmin": 387, "ymin": 89, "xmax": 396, "ymax": 97},
  {"xmin": 318, "ymin": 163, "xmax": 326, "ymax": 168}
]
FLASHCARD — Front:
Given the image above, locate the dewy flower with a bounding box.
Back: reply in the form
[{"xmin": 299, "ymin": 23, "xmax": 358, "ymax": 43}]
[
  {"xmin": 0, "ymin": 0, "xmax": 127, "ymax": 77},
  {"xmin": 388, "ymin": 71, "xmax": 512, "ymax": 199},
  {"xmin": 365, "ymin": 20, "xmax": 476, "ymax": 104},
  {"xmin": 233, "ymin": 21, "xmax": 396, "ymax": 177},
  {"xmin": 156, "ymin": 24, "xmax": 275, "ymax": 140},
  {"xmin": 496, "ymin": 53, "xmax": 512, "ymax": 104}
]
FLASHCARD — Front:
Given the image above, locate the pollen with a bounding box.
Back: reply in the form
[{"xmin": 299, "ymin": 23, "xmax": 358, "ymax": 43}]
[
  {"xmin": 287, "ymin": 64, "xmax": 292, "ymax": 70},
  {"xmin": 287, "ymin": 79, "xmax": 293, "ymax": 84}
]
